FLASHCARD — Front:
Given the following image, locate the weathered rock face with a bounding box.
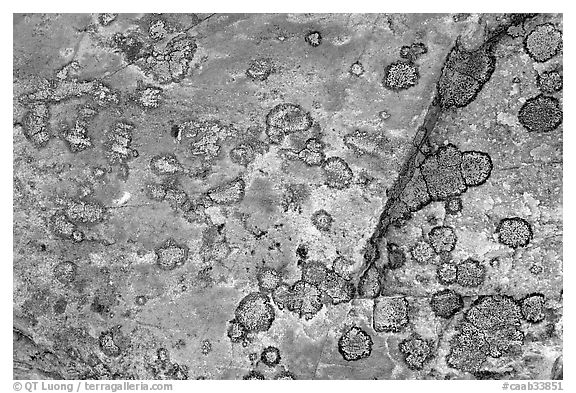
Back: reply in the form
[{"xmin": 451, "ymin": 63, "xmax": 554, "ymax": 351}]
[{"xmin": 13, "ymin": 13, "xmax": 562, "ymax": 380}]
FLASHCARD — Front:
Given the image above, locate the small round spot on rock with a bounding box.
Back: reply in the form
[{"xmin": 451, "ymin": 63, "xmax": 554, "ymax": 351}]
[
  {"xmin": 155, "ymin": 239, "xmax": 189, "ymax": 270},
  {"xmin": 234, "ymin": 292, "xmax": 275, "ymax": 332},
  {"xmin": 428, "ymin": 225, "xmax": 457, "ymax": 254},
  {"xmin": 373, "ymin": 296, "xmax": 409, "ymax": 333},
  {"xmin": 146, "ymin": 16, "xmax": 170, "ymax": 41},
  {"xmin": 437, "ymin": 262, "xmax": 457, "ymax": 285},
  {"xmin": 518, "ymin": 94, "xmax": 562, "ymax": 133},
  {"xmin": 350, "ymin": 61, "xmax": 365, "ymax": 77},
  {"xmin": 496, "ymin": 217, "xmax": 533, "ymax": 248},
  {"xmin": 265, "ymin": 103, "xmax": 313, "ymax": 143},
  {"xmin": 54, "ymin": 261, "xmax": 78, "ymax": 284},
  {"xmin": 338, "ymin": 326, "xmax": 373, "ymax": 361},
  {"xmin": 150, "ymin": 153, "xmax": 184, "ymax": 177},
  {"xmin": 411, "ymin": 241, "xmax": 434, "ymax": 264},
  {"xmin": 445, "ymin": 196, "xmax": 463, "ymax": 214},
  {"xmin": 305, "ymin": 31, "xmax": 322, "ymax": 47},
  {"xmin": 246, "ymin": 58, "xmax": 273, "ymax": 81},
  {"xmin": 256, "ymin": 267, "xmax": 281, "ymax": 293},
  {"xmin": 430, "ymin": 289, "xmax": 464, "ymax": 318},
  {"xmin": 460, "ymin": 150, "xmax": 493, "ymax": 187},
  {"xmin": 201, "ymin": 339, "xmax": 212, "ymax": 355},
  {"xmin": 285, "ymin": 280, "xmax": 323, "ymax": 320},
  {"xmin": 383, "ymin": 61, "xmax": 419, "ymax": 91},
  {"xmin": 524, "ymin": 23, "xmax": 562, "ymax": 63},
  {"xmin": 520, "ymin": 293, "xmax": 546, "ymax": 323},
  {"xmin": 301, "ymin": 261, "xmax": 327, "ymax": 285},
  {"xmin": 260, "ymin": 346, "xmax": 281, "ymax": 367},
  {"xmin": 456, "ymin": 259, "xmax": 486, "ymax": 288},
  {"xmin": 379, "ymin": 110, "xmax": 391, "ymax": 120},
  {"xmin": 322, "ymin": 157, "xmax": 353, "ymax": 189},
  {"xmin": 311, "ymin": 209, "xmax": 333, "ymax": 232},
  {"xmin": 229, "ymin": 143, "xmax": 256, "ymax": 166},
  {"xmin": 530, "ymin": 264, "xmax": 543, "ymax": 275},
  {"xmin": 71, "ymin": 230, "xmax": 85, "ymax": 243},
  {"xmin": 400, "ymin": 45, "xmax": 412, "ymax": 59},
  {"xmin": 399, "ymin": 335, "xmax": 434, "ymax": 370},
  {"xmin": 537, "ymin": 70, "xmax": 563, "ymax": 94}
]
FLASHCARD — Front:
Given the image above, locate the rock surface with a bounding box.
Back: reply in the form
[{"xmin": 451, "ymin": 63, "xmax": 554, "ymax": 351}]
[{"xmin": 13, "ymin": 13, "xmax": 562, "ymax": 380}]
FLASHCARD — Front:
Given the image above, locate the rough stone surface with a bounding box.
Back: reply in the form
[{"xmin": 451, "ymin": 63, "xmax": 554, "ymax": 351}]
[{"xmin": 13, "ymin": 13, "xmax": 562, "ymax": 380}]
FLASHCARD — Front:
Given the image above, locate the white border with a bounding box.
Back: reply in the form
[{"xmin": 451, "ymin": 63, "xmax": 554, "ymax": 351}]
[{"xmin": 4, "ymin": 4, "xmax": 570, "ymax": 391}]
